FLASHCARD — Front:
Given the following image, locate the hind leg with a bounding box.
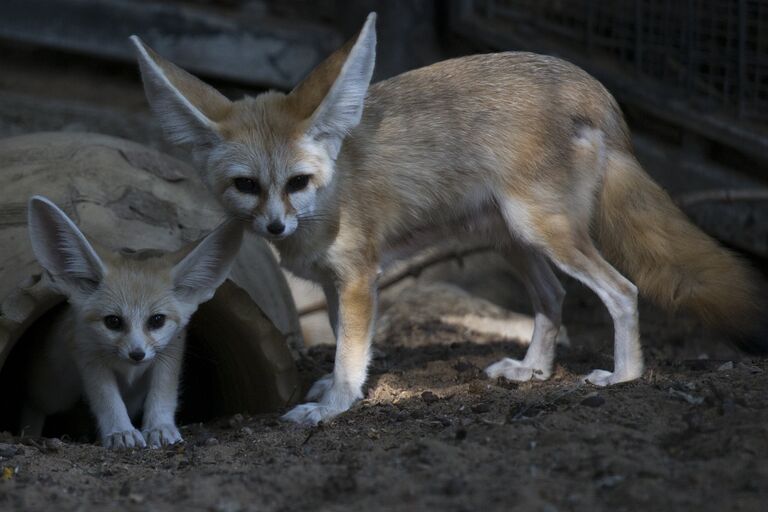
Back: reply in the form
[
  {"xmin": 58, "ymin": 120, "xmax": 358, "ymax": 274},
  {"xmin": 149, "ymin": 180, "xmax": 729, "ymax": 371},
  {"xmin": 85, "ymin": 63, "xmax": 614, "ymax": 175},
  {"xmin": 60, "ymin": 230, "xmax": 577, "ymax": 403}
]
[
  {"xmin": 557, "ymin": 242, "xmax": 643, "ymax": 385},
  {"xmin": 485, "ymin": 244, "xmax": 564, "ymax": 381},
  {"xmin": 545, "ymin": 228, "xmax": 642, "ymax": 385},
  {"xmin": 499, "ymin": 197, "xmax": 643, "ymax": 386}
]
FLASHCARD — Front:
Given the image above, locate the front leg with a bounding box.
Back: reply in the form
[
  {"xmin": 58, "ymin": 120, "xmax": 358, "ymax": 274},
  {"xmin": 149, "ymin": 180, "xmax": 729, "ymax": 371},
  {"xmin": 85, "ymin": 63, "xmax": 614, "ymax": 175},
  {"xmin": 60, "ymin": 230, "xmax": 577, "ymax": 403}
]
[
  {"xmin": 284, "ymin": 268, "xmax": 377, "ymax": 425},
  {"xmin": 141, "ymin": 335, "xmax": 185, "ymax": 448},
  {"xmin": 79, "ymin": 363, "xmax": 145, "ymax": 449}
]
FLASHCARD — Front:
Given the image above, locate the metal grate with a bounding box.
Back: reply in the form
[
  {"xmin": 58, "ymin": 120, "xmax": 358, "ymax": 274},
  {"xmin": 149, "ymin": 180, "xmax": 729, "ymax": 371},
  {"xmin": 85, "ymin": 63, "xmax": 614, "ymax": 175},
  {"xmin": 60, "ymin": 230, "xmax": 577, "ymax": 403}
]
[{"xmin": 465, "ymin": 0, "xmax": 768, "ymax": 125}]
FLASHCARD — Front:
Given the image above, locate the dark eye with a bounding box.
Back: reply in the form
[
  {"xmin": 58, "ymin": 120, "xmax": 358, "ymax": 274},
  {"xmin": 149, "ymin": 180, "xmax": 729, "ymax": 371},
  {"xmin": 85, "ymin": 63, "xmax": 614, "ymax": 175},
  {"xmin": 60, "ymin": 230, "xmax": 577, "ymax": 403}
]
[
  {"xmin": 234, "ymin": 178, "xmax": 260, "ymax": 194},
  {"xmin": 103, "ymin": 315, "xmax": 123, "ymax": 331},
  {"xmin": 147, "ymin": 314, "xmax": 166, "ymax": 330},
  {"xmin": 286, "ymin": 175, "xmax": 311, "ymax": 193}
]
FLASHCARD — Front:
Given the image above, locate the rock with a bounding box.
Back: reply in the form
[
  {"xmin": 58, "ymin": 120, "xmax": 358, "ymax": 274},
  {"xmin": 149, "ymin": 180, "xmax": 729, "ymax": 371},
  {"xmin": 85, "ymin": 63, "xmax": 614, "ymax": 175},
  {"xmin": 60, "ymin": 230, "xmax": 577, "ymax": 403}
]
[
  {"xmin": 717, "ymin": 361, "xmax": 734, "ymax": 371},
  {"xmin": 421, "ymin": 391, "xmax": 439, "ymax": 404},
  {"xmin": 668, "ymin": 388, "xmax": 704, "ymax": 405},
  {"xmin": 228, "ymin": 414, "xmax": 245, "ymax": 428},
  {"xmin": 45, "ymin": 438, "xmax": 64, "ymax": 452},
  {"xmin": 0, "ymin": 442, "xmax": 18, "ymax": 458},
  {"xmin": 580, "ymin": 394, "xmax": 605, "ymax": 408},
  {"xmin": 471, "ymin": 403, "xmax": 491, "ymax": 414}
]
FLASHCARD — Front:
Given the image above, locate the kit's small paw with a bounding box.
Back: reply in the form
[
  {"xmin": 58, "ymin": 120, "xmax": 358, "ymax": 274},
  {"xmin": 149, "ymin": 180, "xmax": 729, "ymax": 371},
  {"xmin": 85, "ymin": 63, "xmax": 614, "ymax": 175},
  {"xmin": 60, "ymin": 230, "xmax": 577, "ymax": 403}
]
[
  {"xmin": 143, "ymin": 424, "xmax": 182, "ymax": 448},
  {"xmin": 103, "ymin": 428, "xmax": 146, "ymax": 450}
]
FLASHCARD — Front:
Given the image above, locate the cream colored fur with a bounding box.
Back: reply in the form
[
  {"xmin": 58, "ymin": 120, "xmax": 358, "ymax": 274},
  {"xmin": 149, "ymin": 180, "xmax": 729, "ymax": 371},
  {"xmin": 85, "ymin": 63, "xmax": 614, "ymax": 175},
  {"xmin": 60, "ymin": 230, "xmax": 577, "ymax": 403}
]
[
  {"xmin": 23, "ymin": 196, "xmax": 242, "ymax": 447},
  {"xmin": 132, "ymin": 13, "xmax": 760, "ymax": 425}
]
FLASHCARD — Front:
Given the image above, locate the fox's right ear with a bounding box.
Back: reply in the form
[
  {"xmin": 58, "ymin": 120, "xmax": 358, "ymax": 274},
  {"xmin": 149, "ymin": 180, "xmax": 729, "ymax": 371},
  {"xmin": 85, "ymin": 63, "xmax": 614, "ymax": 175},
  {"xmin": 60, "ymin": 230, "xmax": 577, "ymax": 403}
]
[
  {"xmin": 130, "ymin": 36, "xmax": 232, "ymax": 149},
  {"xmin": 289, "ymin": 13, "xmax": 377, "ymax": 159},
  {"xmin": 27, "ymin": 196, "xmax": 106, "ymax": 295}
]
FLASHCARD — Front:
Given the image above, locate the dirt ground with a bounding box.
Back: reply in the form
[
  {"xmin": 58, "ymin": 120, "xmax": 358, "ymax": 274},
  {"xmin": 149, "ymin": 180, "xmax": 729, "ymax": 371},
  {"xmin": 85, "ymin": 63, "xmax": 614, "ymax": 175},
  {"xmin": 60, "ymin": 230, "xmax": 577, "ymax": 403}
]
[{"xmin": 1, "ymin": 272, "xmax": 766, "ymax": 512}]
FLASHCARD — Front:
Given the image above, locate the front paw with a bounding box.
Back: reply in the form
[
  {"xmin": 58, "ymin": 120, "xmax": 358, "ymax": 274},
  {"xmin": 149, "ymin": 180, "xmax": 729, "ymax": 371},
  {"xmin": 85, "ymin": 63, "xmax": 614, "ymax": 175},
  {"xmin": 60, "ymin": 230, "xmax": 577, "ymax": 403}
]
[
  {"xmin": 102, "ymin": 428, "xmax": 146, "ymax": 450},
  {"xmin": 142, "ymin": 424, "xmax": 182, "ymax": 448},
  {"xmin": 305, "ymin": 373, "xmax": 334, "ymax": 401},
  {"xmin": 281, "ymin": 403, "xmax": 345, "ymax": 426}
]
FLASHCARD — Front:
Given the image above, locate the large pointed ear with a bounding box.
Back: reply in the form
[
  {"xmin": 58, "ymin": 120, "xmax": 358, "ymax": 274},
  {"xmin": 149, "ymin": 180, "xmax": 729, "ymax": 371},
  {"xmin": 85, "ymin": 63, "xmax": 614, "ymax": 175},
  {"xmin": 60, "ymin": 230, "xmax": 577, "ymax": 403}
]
[
  {"xmin": 27, "ymin": 195, "xmax": 106, "ymax": 295},
  {"xmin": 289, "ymin": 13, "xmax": 377, "ymax": 158},
  {"xmin": 130, "ymin": 36, "xmax": 233, "ymax": 148},
  {"xmin": 172, "ymin": 220, "xmax": 243, "ymax": 305}
]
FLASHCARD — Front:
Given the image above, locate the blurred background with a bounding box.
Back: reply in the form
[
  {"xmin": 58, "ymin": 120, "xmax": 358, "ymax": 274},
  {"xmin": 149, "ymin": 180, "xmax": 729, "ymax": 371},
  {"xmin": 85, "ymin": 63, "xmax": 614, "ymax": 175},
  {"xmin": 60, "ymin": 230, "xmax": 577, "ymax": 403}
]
[{"xmin": 1, "ymin": 0, "xmax": 767, "ymax": 343}]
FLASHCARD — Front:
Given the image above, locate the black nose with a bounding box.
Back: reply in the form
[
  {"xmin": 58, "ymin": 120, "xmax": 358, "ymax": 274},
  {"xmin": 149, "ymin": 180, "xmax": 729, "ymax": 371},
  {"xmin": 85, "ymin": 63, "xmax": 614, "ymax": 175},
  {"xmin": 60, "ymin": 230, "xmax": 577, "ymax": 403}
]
[
  {"xmin": 267, "ymin": 221, "xmax": 285, "ymax": 235},
  {"xmin": 129, "ymin": 350, "xmax": 145, "ymax": 362}
]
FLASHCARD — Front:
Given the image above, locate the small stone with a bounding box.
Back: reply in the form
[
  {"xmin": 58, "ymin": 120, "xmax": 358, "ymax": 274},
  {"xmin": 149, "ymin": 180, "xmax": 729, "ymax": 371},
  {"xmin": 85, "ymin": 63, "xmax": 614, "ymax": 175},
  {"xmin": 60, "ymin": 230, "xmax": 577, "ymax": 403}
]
[
  {"xmin": 421, "ymin": 391, "xmax": 438, "ymax": 404},
  {"xmin": 471, "ymin": 403, "xmax": 491, "ymax": 414},
  {"xmin": 128, "ymin": 493, "xmax": 145, "ymax": 504},
  {"xmin": 45, "ymin": 438, "xmax": 64, "ymax": 452},
  {"xmin": 717, "ymin": 361, "xmax": 734, "ymax": 371},
  {"xmin": 580, "ymin": 394, "xmax": 605, "ymax": 407},
  {"xmin": 738, "ymin": 362, "xmax": 763, "ymax": 374},
  {"xmin": 204, "ymin": 437, "xmax": 219, "ymax": 446},
  {"xmin": 240, "ymin": 427, "xmax": 253, "ymax": 436},
  {"xmin": 453, "ymin": 361, "xmax": 474, "ymax": 373},
  {"xmin": 595, "ymin": 474, "xmax": 624, "ymax": 489},
  {"xmin": 0, "ymin": 443, "xmax": 19, "ymax": 458},
  {"xmin": 228, "ymin": 414, "xmax": 244, "ymax": 428}
]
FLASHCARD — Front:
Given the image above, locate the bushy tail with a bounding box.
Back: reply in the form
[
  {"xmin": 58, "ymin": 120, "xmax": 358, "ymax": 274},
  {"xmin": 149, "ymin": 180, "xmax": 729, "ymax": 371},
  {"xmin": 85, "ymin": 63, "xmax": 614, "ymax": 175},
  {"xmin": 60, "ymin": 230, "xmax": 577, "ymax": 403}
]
[{"xmin": 595, "ymin": 150, "xmax": 763, "ymax": 344}]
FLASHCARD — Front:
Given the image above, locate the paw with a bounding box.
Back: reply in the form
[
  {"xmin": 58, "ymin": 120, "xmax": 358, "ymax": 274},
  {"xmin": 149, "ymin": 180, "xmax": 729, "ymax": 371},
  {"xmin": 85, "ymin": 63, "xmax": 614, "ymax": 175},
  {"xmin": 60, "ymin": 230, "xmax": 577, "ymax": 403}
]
[
  {"xmin": 102, "ymin": 428, "xmax": 146, "ymax": 450},
  {"xmin": 305, "ymin": 373, "xmax": 334, "ymax": 401},
  {"xmin": 485, "ymin": 358, "xmax": 550, "ymax": 381},
  {"xmin": 583, "ymin": 368, "xmax": 640, "ymax": 386},
  {"xmin": 281, "ymin": 403, "xmax": 345, "ymax": 426},
  {"xmin": 142, "ymin": 424, "xmax": 182, "ymax": 449}
]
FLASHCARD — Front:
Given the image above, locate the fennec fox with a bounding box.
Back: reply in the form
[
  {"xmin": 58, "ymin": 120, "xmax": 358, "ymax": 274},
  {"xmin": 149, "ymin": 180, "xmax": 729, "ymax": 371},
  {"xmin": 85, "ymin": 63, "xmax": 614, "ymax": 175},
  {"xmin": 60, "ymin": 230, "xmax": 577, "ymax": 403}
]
[
  {"xmin": 23, "ymin": 196, "xmax": 242, "ymax": 448},
  {"xmin": 131, "ymin": 14, "xmax": 760, "ymax": 425}
]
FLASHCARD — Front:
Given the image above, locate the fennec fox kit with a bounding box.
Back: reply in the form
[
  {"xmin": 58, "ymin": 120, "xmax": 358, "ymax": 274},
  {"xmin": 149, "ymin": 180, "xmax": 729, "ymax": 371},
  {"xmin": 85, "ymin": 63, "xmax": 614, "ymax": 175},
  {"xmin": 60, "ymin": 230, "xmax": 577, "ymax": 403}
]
[
  {"xmin": 131, "ymin": 14, "xmax": 760, "ymax": 425},
  {"xmin": 23, "ymin": 196, "xmax": 242, "ymax": 447}
]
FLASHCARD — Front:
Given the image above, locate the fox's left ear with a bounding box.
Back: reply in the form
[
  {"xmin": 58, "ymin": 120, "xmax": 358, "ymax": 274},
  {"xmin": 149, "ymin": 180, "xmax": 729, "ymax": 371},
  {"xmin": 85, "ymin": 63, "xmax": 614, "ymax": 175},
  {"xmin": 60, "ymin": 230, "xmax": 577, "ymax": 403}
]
[
  {"xmin": 130, "ymin": 36, "xmax": 232, "ymax": 149},
  {"xmin": 290, "ymin": 13, "xmax": 377, "ymax": 159},
  {"xmin": 172, "ymin": 220, "xmax": 243, "ymax": 305}
]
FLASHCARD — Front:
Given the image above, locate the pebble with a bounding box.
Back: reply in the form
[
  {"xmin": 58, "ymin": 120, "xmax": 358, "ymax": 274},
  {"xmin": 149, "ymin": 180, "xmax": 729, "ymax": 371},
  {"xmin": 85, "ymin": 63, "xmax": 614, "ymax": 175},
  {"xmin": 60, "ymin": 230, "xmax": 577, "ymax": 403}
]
[
  {"xmin": 421, "ymin": 391, "xmax": 438, "ymax": 404},
  {"xmin": 453, "ymin": 361, "xmax": 474, "ymax": 373},
  {"xmin": 240, "ymin": 427, "xmax": 253, "ymax": 436},
  {"xmin": 204, "ymin": 437, "xmax": 220, "ymax": 446},
  {"xmin": 45, "ymin": 438, "xmax": 64, "ymax": 452},
  {"xmin": 717, "ymin": 361, "xmax": 734, "ymax": 371},
  {"xmin": 471, "ymin": 403, "xmax": 491, "ymax": 414},
  {"xmin": 228, "ymin": 414, "xmax": 244, "ymax": 428},
  {"xmin": 580, "ymin": 394, "xmax": 605, "ymax": 407},
  {"xmin": 0, "ymin": 443, "xmax": 18, "ymax": 458}
]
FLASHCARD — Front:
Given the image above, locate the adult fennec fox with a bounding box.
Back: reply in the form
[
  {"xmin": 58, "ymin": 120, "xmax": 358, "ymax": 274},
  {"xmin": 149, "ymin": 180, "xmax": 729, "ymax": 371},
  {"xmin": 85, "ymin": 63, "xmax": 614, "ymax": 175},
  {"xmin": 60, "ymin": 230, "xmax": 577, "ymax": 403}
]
[{"xmin": 130, "ymin": 14, "xmax": 760, "ymax": 425}]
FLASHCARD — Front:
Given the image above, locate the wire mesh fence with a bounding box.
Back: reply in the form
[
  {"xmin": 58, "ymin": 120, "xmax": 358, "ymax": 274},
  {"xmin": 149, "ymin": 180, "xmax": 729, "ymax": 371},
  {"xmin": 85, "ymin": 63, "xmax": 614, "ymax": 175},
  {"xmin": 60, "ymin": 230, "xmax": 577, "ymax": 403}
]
[{"xmin": 462, "ymin": 0, "xmax": 768, "ymax": 126}]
